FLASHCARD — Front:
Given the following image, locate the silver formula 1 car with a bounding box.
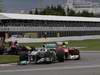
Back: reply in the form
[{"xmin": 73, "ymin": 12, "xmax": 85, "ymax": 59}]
[
  {"xmin": 30, "ymin": 48, "xmax": 57, "ymax": 64},
  {"xmin": 30, "ymin": 43, "xmax": 65, "ymax": 63}
]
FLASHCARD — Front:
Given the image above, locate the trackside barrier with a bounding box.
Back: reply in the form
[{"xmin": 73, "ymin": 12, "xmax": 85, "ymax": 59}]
[{"xmin": 5, "ymin": 35, "xmax": 100, "ymax": 43}]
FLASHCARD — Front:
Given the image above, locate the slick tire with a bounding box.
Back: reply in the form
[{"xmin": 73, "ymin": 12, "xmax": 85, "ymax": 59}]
[{"xmin": 56, "ymin": 51, "xmax": 64, "ymax": 62}]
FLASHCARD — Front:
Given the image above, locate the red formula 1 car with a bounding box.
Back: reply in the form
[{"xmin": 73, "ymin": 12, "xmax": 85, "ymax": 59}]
[
  {"xmin": 62, "ymin": 47, "xmax": 80, "ymax": 60},
  {"xmin": 56, "ymin": 42, "xmax": 80, "ymax": 60}
]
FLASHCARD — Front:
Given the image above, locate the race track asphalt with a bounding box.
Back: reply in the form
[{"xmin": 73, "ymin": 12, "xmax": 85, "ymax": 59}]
[{"xmin": 0, "ymin": 52, "xmax": 100, "ymax": 75}]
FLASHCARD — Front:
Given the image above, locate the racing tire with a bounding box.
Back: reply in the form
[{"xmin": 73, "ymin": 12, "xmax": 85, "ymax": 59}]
[
  {"xmin": 64, "ymin": 52, "xmax": 69, "ymax": 59},
  {"xmin": 56, "ymin": 51, "xmax": 64, "ymax": 62}
]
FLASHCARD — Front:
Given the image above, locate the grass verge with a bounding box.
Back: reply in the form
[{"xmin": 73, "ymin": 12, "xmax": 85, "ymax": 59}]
[
  {"xmin": 0, "ymin": 55, "xmax": 19, "ymax": 64},
  {"xmin": 68, "ymin": 39, "xmax": 100, "ymax": 51},
  {"xmin": 20, "ymin": 39, "xmax": 100, "ymax": 51}
]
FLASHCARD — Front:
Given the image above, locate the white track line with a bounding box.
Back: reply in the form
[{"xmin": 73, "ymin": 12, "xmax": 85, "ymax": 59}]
[
  {"xmin": 0, "ymin": 64, "xmax": 12, "ymax": 67},
  {"xmin": 0, "ymin": 64, "xmax": 100, "ymax": 73},
  {"xmin": 0, "ymin": 63, "xmax": 16, "ymax": 67}
]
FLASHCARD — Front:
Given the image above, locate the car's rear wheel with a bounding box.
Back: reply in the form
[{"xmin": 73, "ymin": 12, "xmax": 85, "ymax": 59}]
[{"xmin": 56, "ymin": 50, "xmax": 64, "ymax": 62}]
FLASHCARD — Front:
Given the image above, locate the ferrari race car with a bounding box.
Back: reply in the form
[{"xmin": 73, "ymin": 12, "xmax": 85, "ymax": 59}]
[{"xmin": 63, "ymin": 48, "xmax": 80, "ymax": 60}]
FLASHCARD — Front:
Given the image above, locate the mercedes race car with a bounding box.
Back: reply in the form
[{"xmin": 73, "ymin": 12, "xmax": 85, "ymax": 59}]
[
  {"xmin": 30, "ymin": 44, "xmax": 65, "ymax": 64},
  {"xmin": 30, "ymin": 48, "xmax": 57, "ymax": 64}
]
